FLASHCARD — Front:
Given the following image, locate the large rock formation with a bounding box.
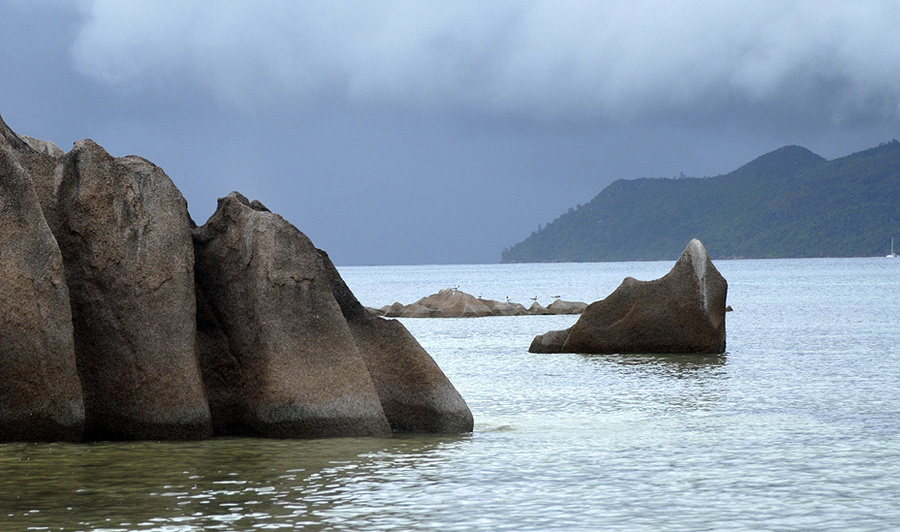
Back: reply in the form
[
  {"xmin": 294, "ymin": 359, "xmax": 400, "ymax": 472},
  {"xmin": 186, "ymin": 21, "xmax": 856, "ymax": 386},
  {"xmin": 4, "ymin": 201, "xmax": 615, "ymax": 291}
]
[
  {"xmin": 0, "ymin": 142, "xmax": 84, "ymax": 442},
  {"xmin": 319, "ymin": 252, "xmax": 475, "ymax": 433},
  {"xmin": 193, "ymin": 193, "xmax": 393, "ymax": 438},
  {"xmin": 49, "ymin": 139, "xmax": 212, "ymax": 440},
  {"xmin": 530, "ymin": 239, "xmax": 727, "ymax": 354},
  {"xmin": 0, "ymin": 115, "xmax": 472, "ymax": 442}
]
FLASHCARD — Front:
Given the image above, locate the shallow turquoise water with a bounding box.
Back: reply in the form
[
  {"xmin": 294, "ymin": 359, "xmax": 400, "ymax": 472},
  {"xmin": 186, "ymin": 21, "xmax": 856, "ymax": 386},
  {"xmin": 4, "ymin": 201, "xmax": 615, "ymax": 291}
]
[{"xmin": 2, "ymin": 258, "xmax": 899, "ymax": 530}]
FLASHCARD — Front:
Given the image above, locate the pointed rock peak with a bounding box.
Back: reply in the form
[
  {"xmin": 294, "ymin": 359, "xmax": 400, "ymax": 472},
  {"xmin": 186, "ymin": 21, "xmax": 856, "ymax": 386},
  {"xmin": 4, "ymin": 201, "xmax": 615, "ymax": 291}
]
[
  {"xmin": 0, "ymin": 113, "xmax": 65, "ymax": 157},
  {"xmin": 213, "ymin": 191, "xmax": 254, "ymax": 216},
  {"xmin": 677, "ymin": 239, "xmax": 712, "ymax": 312},
  {"xmin": 71, "ymin": 138, "xmax": 107, "ymax": 156},
  {"xmin": 0, "ymin": 112, "xmax": 36, "ymax": 153},
  {"xmin": 680, "ymin": 239, "xmax": 709, "ymax": 276},
  {"xmin": 227, "ymin": 190, "xmax": 250, "ymax": 206},
  {"xmin": 216, "ymin": 192, "xmax": 268, "ymax": 213}
]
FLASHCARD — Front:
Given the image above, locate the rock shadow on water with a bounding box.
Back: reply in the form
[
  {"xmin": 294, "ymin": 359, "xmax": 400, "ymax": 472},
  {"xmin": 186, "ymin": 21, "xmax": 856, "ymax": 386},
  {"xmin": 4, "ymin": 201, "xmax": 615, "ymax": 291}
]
[
  {"xmin": 576, "ymin": 352, "xmax": 729, "ymax": 411},
  {"xmin": 579, "ymin": 352, "xmax": 727, "ymax": 378}
]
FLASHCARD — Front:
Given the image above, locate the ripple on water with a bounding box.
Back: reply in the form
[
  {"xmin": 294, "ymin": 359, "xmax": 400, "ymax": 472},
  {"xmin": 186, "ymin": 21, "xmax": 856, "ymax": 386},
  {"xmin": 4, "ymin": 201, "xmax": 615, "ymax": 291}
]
[{"xmin": 2, "ymin": 259, "xmax": 900, "ymax": 530}]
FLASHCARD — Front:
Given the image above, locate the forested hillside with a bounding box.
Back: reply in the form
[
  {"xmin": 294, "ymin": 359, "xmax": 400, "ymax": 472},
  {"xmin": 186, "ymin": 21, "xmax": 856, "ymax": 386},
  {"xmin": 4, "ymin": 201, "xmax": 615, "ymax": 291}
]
[{"xmin": 502, "ymin": 140, "xmax": 900, "ymax": 262}]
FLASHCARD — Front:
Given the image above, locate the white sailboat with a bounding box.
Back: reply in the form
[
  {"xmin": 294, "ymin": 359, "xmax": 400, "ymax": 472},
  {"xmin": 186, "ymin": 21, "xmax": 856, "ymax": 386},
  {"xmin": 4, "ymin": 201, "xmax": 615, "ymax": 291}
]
[{"xmin": 888, "ymin": 237, "xmax": 899, "ymax": 258}]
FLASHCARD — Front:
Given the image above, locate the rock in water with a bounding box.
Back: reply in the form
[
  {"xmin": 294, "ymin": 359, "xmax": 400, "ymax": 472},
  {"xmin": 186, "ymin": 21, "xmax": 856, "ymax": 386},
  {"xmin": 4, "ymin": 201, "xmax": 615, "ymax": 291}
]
[
  {"xmin": 378, "ymin": 290, "xmax": 583, "ymax": 317},
  {"xmin": 412, "ymin": 288, "xmax": 494, "ymax": 317},
  {"xmin": 479, "ymin": 298, "xmax": 529, "ymax": 316},
  {"xmin": 193, "ymin": 192, "xmax": 392, "ymax": 438},
  {"xmin": 1, "ymin": 112, "xmax": 473, "ymax": 440},
  {"xmin": 318, "ymin": 251, "xmax": 474, "ymax": 434},
  {"xmin": 546, "ymin": 299, "xmax": 588, "ymax": 314},
  {"xmin": 530, "ymin": 239, "xmax": 727, "ymax": 354},
  {"xmin": 0, "ymin": 145, "xmax": 84, "ymax": 441},
  {"xmin": 50, "ymin": 139, "xmax": 212, "ymax": 440}
]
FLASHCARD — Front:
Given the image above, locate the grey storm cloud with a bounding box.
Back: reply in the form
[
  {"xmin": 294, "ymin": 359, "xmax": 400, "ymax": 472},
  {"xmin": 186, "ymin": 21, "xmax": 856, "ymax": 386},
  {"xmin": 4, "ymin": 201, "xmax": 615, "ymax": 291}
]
[
  {"xmin": 70, "ymin": 0, "xmax": 900, "ymax": 125},
  {"xmin": 4, "ymin": 0, "xmax": 899, "ymax": 265}
]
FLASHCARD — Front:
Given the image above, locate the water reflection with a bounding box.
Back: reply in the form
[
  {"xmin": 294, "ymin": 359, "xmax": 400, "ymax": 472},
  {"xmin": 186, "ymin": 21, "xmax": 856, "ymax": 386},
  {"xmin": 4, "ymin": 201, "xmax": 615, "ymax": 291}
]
[
  {"xmin": 0, "ymin": 434, "xmax": 469, "ymax": 531},
  {"xmin": 580, "ymin": 352, "xmax": 726, "ymax": 375},
  {"xmin": 572, "ymin": 352, "xmax": 729, "ymax": 414}
]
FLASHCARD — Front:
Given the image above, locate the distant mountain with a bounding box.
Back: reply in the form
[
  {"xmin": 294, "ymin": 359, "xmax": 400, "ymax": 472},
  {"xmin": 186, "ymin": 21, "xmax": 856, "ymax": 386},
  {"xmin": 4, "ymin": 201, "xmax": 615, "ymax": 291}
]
[{"xmin": 502, "ymin": 140, "xmax": 900, "ymax": 262}]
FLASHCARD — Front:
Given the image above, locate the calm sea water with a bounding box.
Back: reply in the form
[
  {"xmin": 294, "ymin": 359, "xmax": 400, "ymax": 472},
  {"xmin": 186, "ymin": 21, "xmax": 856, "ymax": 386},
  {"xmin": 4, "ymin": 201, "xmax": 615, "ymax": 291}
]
[{"xmin": 2, "ymin": 258, "xmax": 899, "ymax": 531}]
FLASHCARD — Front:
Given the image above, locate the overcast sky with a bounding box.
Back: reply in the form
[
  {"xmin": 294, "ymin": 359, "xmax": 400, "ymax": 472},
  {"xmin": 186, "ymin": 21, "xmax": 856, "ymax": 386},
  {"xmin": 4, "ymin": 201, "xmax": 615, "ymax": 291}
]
[{"xmin": 2, "ymin": 1, "xmax": 899, "ymax": 264}]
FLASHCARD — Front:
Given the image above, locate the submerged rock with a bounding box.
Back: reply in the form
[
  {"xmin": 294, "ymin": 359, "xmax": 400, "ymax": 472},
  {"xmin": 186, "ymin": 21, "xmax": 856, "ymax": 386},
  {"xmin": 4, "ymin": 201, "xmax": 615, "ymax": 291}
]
[
  {"xmin": 0, "ymin": 143, "xmax": 84, "ymax": 442},
  {"xmin": 193, "ymin": 193, "xmax": 392, "ymax": 438},
  {"xmin": 530, "ymin": 239, "xmax": 727, "ymax": 354}
]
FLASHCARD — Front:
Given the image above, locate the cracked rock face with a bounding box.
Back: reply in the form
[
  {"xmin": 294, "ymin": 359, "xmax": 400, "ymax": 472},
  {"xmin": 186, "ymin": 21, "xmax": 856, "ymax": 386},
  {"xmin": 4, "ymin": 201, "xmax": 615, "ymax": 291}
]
[
  {"xmin": 193, "ymin": 192, "xmax": 393, "ymax": 438},
  {"xmin": 49, "ymin": 139, "xmax": 212, "ymax": 440},
  {"xmin": 530, "ymin": 239, "xmax": 727, "ymax": 354},
  {"xmin": 0, "ymin": 143, "xmax": 84, "ymax": 442}
]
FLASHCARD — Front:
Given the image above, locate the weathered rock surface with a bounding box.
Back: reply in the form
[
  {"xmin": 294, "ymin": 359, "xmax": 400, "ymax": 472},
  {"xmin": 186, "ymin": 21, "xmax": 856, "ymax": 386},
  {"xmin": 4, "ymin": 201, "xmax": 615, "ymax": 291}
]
[
  {"xmin": 50, "ymin": 139, "xmax": 212, "ymax": 440},
  {"xmin": 378, "ymin": 289, "xmax": 585, "ymax": 318},
  {"xmin": 0, "ymin": 113, "xmax": 34, "ymax": 152},
  {"xmin": 319, "ymin": 252, "xmax": 475, "ymax": 433},
  {"xmin": 0, "ymin": 115, "xmax": 473, "ymax": 441},
  {"xmin": 482, "ymin": 299, "xmax": 529, "ymax": 316},
  {"xmin": 414, "ymin": 289, "xmax": 494, "ymax": 318},
  {"xmin": 0, "ymin": 142, "xmax": 84, "ymax": 442},
  {"xmin": 530, "ymin": 239, "xmax": 727, "ymax": 354},
  {"xmin": 546, "ymin": 299, "xmax": 588, "ymax": 315},
  {"xmin": 21, "ymin": 135, "xmax": 65, "ymax": 157},
  {"xmin": 527, "ymin": 301, "xmax": 552, "ymax": 315},
  {"xmin": 193, "ymin": 193, "xmax": 392, "ymax": 438}
]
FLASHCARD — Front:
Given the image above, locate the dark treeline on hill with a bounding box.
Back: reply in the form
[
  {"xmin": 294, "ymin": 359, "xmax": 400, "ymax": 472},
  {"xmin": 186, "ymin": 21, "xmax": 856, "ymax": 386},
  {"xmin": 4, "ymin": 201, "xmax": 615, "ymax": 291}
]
[{"xmin": 502, "ymin": 140, "xmax": 900, "ymax": 262}]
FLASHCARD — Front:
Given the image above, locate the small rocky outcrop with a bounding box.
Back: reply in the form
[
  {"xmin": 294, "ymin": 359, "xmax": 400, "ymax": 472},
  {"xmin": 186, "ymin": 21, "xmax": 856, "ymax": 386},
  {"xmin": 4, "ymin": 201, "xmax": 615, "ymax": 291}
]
[
  {"xmin": 0, "ymin": 115, "xmax": 473, "ymax": 442},
  {"xmin": 409, "ymin": 289, "xmax": 494, "ymax": 318},
  {"xmin": 530, "ymin": 239, "xmax": 727, "ymax": 354},
  {"xmin": 377, "ymin": 289, "xmax": 585, "ymax": 318},
  {"xmin": 319, "ymin": 252, "xmax": 475, "ymax": 433},
  {"xmin": 482, "ymin": 299, "xmax": 529, "ymax": 316},
  {"xmin": 193, "ymin": 193, "xmax": 392, "ymax": 438},
  {"xmin": 546, "ymin": 299, "xmax": 588, "ymax": 314},
  {"xmin": 526, "ymin": 301, "xmax": 552, "ymax": 315},
  {"xmin": 0, "ymin": 144, "xmax": 84, "ymax": 442}
]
